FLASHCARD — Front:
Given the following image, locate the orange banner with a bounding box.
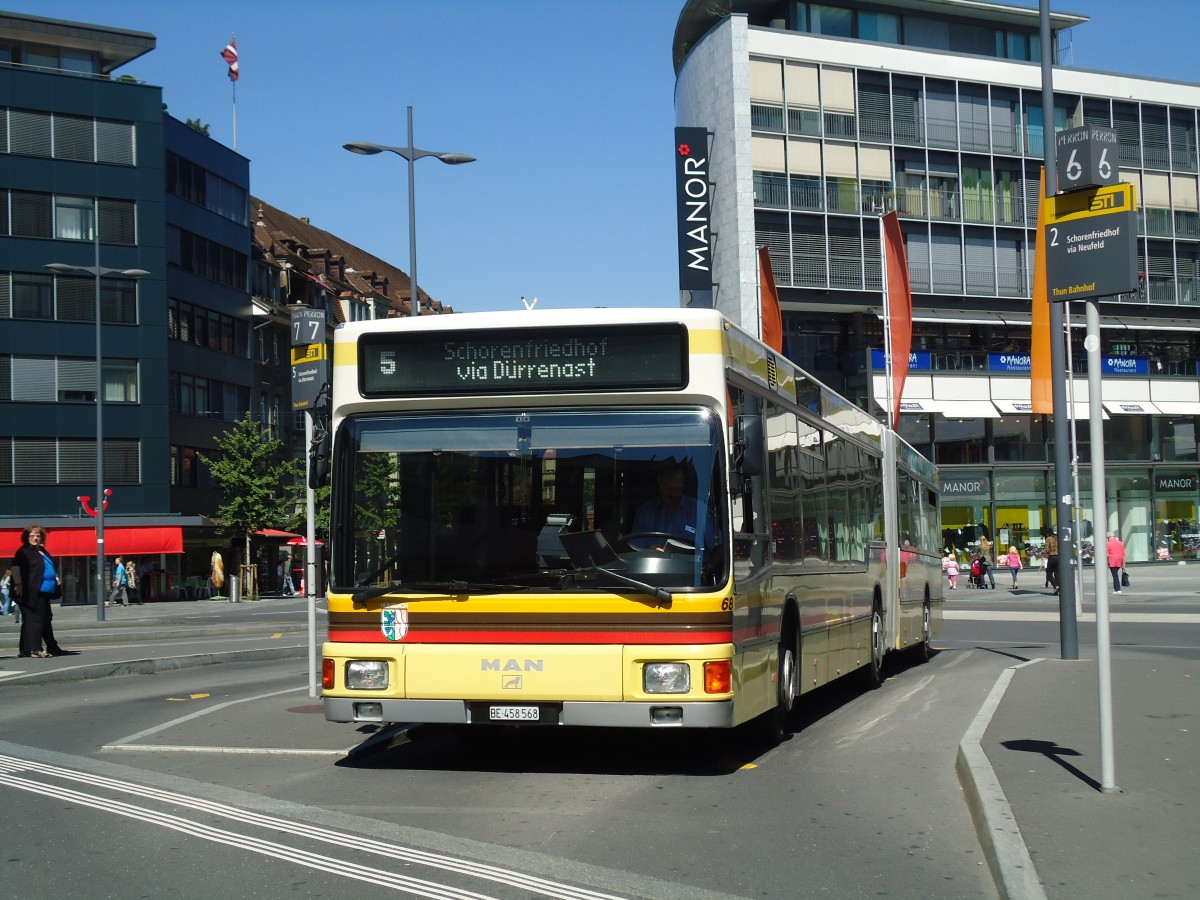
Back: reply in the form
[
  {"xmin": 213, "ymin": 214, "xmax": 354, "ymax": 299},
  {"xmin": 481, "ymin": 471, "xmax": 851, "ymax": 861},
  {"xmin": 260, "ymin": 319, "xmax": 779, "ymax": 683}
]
[
  {"xmin": 758, "ymin": 245, "xmax": 783, "ymax": 353},
  {"xmin": 882, "ymin": 211, "xmax": 912, "ymax": 429}
]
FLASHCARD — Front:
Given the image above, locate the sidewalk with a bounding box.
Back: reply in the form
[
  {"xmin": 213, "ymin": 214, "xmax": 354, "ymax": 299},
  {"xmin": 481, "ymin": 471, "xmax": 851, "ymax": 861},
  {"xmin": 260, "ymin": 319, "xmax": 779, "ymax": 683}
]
[
  {"xmin": 0, "ymin": 593, "xmax": 312, "ymax": 684},
  {"xmin": 954, "ymin": 561, "xmax": 1200, "ymax": 899}
]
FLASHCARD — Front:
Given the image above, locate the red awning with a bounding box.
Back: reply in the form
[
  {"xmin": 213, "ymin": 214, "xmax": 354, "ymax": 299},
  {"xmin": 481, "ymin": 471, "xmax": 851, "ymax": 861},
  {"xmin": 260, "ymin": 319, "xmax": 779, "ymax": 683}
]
[
  {"xmin": 0, "ymin": 526, "xmax": 184, "ymax": 559},
  {"xmin": 286, "ymin": 536, "xmax": 324, "ymax": 546},
  {"xmin": 255, "ymin": 529, "xmax": 303, "ymax": 539}
]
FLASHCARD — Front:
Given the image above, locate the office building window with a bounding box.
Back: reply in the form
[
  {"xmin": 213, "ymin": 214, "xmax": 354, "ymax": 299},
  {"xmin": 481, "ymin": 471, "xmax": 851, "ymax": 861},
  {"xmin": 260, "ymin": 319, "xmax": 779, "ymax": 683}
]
[
  {"xmin": 8, "ymin": 437, "xmax": 139, "ymax": 485},
  {"xmin": 11, "ymin": 273, "xmax": 52, "ymax": 318},
  {"xmin": 171, "ymin": 445, "xmax": 200, "ymax": 488},
  {"xmin": 1, "ymin": 108, "xmax": 133, "ymax": 165},
  {"xmin": 55, "ymin": 195, "xmax": 94, "ymax": 240}
]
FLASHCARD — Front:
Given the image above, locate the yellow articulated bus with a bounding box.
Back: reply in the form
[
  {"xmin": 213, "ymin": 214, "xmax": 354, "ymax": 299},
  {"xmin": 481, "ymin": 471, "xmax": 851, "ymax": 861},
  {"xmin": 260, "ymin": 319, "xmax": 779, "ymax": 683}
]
[{"xmin": 322, "ymin": 308, "xmax": 941, "ymax": 740}]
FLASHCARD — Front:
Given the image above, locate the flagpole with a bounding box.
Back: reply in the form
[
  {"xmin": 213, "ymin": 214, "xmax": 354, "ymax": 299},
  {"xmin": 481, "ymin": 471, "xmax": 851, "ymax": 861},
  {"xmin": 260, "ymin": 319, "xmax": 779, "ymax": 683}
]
[
  {"xmin": 755, "ymin": 245, "xmax": 763, "ymax": 342},
  {"xmin": 232, "ymin": 78, "xmax": 237, "ymax": 151},
  {"xmin": 880, "ymin": 215, "xmax": 894, "ymax": 432}
]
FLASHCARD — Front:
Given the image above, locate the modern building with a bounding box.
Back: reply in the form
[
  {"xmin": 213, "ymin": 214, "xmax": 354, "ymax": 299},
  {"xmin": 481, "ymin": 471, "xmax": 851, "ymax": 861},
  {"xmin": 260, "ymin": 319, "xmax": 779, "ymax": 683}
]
[
  {"xmin": 0, "ymin": 11, "xmax": 435, "ymax": 599},
  {"xmin": 0, "ymin": 12, "xmax": 183, "ymax": 599},
  {"xmin": 673, "ymin": 0, "xmax": 1200, "ymax": 564}
]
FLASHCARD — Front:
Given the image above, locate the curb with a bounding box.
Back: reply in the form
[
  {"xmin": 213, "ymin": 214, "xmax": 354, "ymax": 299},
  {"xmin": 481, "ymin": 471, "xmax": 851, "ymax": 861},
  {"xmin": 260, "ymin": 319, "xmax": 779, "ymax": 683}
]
[
  {"xmin": 956, "ymin": 659, "xmax": 1048, "ymax": 900},
  {"xmin": 0, "ymin": 644, "xmax": 307, "ymax": 686},
  {"xmin": 0, "ymin": 625, "xmax": 310, "ymax": 644}
]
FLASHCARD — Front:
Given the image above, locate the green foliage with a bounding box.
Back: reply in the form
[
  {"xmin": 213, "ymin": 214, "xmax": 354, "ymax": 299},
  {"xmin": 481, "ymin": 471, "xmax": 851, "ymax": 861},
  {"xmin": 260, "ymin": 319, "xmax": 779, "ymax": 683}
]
[
  {"xmin": 199, "ymin": 414, "xmax": 292, "ymax": 559},
  {"xmin": 185, "ymin": 117, "xmax": 211, "ymax": 136},
  {"xmin": 354, "ymin": 452, "xmax": 403, "ymax": 536},
  {"xmin": 282, "ymin": 457, "xmax": 331, "ymax": 539}
]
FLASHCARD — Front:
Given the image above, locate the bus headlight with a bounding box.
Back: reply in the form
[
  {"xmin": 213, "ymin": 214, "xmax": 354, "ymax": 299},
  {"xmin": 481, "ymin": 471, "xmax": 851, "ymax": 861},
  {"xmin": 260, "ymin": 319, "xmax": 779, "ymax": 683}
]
[
  {"xmin": 644, "ymin": 662, "xmax": 691, "ymax": 694},
  {"xmin": 345, "ymin": 660, "xmax": 389, "ymax": 690}
]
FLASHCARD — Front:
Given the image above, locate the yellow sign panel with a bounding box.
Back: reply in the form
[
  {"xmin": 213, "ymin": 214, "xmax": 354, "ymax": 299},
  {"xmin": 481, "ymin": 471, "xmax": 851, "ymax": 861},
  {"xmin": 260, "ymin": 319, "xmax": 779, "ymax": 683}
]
[
  {"xmin": 290, "ymin": 343, "xmax": 327, "ymax": 365},
  {"xmin": 1045, "ymin": 182, "xmax": 1136, "ymax": 224}
]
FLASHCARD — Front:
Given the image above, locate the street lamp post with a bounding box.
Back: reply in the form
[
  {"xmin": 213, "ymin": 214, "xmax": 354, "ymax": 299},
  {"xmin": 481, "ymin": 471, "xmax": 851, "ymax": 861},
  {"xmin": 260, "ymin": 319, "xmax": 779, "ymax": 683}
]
[
  {"xmin": 47, "ymin": 214, "xmax": 149, "ymax": 622},
  {"xmin": 344, "ymin": 106, "xmax": 475, "ymax": 316}
]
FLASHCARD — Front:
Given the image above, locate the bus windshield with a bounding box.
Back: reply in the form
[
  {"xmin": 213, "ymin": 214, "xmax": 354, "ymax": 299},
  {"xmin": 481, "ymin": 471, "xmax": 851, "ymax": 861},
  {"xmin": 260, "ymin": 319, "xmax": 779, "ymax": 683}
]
[{"xmin": 332, "ymin": 408, "xmax": 728, "ymax": 594}]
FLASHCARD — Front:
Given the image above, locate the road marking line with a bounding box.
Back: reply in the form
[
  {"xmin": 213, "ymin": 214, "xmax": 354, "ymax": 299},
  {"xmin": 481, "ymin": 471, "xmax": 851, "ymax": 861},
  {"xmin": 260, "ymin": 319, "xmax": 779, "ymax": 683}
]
[
  {"xmin": 945, "ymin": 610, "xmax": 1200, "ymax": 624},
  {"xmin": 0, "ymin": 752, "xmax": 628, "ymax": 899}
]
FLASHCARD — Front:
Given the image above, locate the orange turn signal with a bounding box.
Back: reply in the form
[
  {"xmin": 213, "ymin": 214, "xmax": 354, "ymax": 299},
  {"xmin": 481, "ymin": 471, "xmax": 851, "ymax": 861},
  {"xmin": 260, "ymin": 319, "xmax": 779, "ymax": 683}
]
[
  {"xmin": 704, "ymin": 660, "xmax": 731, "ymax": 694},
  {"xmin": 321, "ymin": 657, "xmax": 335, "ymax": 690}
]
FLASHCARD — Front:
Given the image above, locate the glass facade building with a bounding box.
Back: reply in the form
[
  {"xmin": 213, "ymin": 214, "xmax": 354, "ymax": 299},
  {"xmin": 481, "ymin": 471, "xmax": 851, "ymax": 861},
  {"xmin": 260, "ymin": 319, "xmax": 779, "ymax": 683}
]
[{"xmin": 674, "ymin": 0, "xmax": 1200, "ymax": 564}]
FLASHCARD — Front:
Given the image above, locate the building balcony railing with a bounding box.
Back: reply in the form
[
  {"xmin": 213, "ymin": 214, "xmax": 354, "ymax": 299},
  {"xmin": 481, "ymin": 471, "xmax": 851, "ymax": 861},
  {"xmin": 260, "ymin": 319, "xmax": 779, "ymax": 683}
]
[
  {"xmin": 927, "ymin": 116, "xmax": 958, "ymax": 149},
  {"xmin": 1175, "ymin": 211, "xmax": 1200, "ymax": 239},
  {"xmin": 1145, "ymin": 207, "xmax": 1174, "ymax": 237},
  {"xmin": 859, "ymin": 114, "xmax": 891, "ymax": 143},
  {"xmin": 824, "ymin": 112, "xmax": 856, "ymax": 140},
  {"xmin": 750, "ymin": 103, "xmax": 785, "ymax": 133},
  {"xmin": 790, "ymin": 107, "xmax": 822, "ymax": 137}
]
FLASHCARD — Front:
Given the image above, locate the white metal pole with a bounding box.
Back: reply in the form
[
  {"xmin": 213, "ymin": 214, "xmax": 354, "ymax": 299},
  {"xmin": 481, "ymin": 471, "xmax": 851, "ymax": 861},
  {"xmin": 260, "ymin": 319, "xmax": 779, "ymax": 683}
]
[
  {"xmin": 306, "ymin": 409, "xmax": 318, "ymax": 698},
  {"xmin": 1085, "ymin": 299, "xmax": 1117, "ymax": 793}
]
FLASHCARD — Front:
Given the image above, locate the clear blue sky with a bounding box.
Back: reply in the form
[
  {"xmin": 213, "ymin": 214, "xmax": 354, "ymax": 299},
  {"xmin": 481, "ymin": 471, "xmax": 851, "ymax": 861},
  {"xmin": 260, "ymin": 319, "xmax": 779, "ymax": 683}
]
[{"xmin": 5, "ymin": 1, "xmax": 1196, "ymax": 313}]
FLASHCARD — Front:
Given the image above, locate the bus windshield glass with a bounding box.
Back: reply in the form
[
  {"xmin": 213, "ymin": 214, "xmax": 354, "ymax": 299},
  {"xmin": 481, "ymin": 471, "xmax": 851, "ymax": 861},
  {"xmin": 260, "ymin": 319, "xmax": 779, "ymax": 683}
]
[{"xmin": 333, "ymin": 408, "xmax": 727, "ymax": 593}]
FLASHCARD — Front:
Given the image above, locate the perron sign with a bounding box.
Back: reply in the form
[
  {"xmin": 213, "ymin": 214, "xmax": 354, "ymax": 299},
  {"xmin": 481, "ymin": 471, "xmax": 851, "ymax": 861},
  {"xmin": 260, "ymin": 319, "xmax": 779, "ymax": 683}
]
[{"xmin": 674, "ymin": 127, "xmax": 712, "ymax": 291}]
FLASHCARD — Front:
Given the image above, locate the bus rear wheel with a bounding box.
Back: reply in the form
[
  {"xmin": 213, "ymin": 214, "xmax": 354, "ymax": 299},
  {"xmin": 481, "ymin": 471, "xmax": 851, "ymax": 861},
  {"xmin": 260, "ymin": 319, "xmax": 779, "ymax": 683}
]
[{"xmin": 914, "ymin": 600, "xmax": 933, "ymax": 663}]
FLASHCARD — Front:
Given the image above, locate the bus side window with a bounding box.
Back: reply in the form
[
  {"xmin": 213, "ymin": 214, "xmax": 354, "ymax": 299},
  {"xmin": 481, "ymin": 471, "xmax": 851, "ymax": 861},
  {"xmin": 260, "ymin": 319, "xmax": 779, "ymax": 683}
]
[{"xmin": 730, "ymin": 387, "xmax": 767, "ymax": 582}]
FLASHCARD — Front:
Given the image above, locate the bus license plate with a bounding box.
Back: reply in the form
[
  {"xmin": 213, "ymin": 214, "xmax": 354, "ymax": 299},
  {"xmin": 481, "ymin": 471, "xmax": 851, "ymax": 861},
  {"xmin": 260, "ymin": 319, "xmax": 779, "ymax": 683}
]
[{"xmin": 489, "ymin": 705, "xmax": 540, "ymax": 722}]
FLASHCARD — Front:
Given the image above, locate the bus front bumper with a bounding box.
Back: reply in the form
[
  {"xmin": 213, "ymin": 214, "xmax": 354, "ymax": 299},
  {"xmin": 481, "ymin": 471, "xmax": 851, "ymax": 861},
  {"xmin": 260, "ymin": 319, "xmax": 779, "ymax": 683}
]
[{"xmin": 324, "ymin": 696, "xmax": 734, "ymax": 729}]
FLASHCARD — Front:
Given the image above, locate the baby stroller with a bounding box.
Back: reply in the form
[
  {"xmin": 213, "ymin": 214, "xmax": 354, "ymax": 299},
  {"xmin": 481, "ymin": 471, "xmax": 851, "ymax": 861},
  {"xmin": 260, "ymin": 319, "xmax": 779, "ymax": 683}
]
[{"xmin": 969, "ymin": 555, "xmax": 986, "ymax": 589}]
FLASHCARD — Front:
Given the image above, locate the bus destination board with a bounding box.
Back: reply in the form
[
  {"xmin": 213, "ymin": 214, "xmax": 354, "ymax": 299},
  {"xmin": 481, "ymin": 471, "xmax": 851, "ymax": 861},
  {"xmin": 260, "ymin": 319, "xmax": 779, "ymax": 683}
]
[{"xmin": 360, "ymin": 323, "xmax": 689, "ymax": 396}]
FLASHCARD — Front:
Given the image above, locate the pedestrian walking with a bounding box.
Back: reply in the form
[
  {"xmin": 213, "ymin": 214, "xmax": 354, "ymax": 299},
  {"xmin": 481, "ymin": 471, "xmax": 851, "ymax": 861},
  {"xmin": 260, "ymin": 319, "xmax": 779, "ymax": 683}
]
[
  {"xmin": 1044, "ymin": 533, "xmax": 1060, "ymax": 594},
  {"xmin": 1, "ymin": 567, "xmax": 19, "ymax": 622},
  {"xmin": 8, "ymin": 523, "xmax": 67, "ymax": 658},
  {"xmin": 125, "ymin": 558, "xmax": 140, "ymax": 604},
  {"xmin": 108, "ymin": 555, "xmax": 129, "ymax": 607},
  {"xmin": 943, "ymin": 551, "xmax": 959, "ymax": 589},
  {"xmin": 1107, "ymin": 531, "xmax": 1127, "ymax": 594},
  {"xmin": 1006, "ymin": 545, "xmax": 1023, "ymax": 589}
]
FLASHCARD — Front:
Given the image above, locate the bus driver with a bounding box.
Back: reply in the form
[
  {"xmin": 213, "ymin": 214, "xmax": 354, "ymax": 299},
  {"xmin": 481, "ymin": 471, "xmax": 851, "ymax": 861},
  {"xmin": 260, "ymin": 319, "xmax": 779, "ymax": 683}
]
[{"xmin": 630, "ymin": 462, "xmax": 712, "ymax": 551}]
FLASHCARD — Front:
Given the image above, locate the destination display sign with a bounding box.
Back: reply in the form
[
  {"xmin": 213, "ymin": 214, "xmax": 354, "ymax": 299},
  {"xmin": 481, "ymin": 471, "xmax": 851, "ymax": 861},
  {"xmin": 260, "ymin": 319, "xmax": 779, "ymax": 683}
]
[
  {"xmin": 290, "ymin": 307, "xmax": 328, "ymax": 410},
  {"xmin": 360, "ymin": 324, "xmax": 689, "ymax": 396},
  {"xmin": 1044, "ymin": 183, "xmax": 1139, "ymax": 302}
]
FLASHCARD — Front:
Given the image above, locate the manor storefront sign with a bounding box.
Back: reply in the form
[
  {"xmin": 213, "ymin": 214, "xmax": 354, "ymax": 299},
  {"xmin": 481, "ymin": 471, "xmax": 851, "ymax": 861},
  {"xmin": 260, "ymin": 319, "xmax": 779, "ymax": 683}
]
[
  {"xmin": 1156, "ymin": 473, "xmax": 1198, "ymax": 492},
  {"xmin": 942, "ymin": 475, "xmax": 990, "ymax": 497}
]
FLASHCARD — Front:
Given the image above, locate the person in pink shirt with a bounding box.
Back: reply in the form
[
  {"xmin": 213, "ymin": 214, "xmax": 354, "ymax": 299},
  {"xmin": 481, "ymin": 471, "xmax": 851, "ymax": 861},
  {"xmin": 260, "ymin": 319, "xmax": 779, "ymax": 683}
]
[
  {"xmin": 1006, "ymin": 546, "xmax": 1023, "ymax": 589},
  {"xmin": 1106, "ymin": 532, "xmax": 1127, "ymax": 593}
]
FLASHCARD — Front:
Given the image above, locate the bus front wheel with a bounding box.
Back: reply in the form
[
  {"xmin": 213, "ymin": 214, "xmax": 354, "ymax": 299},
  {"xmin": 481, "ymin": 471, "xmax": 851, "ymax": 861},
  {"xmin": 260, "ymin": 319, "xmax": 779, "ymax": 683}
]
[
  {"xmin": 755, "ymin": 617, "xmax": 799, "ymax": 745},
  {"xmin": 864, "ymin": 600, "xmax": 886, "ymax": 689}
]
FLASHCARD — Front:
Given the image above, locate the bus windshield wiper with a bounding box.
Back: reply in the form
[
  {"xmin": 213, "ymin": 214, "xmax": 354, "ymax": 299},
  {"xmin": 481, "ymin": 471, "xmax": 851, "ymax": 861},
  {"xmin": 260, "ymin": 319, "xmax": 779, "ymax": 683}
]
[
  {"xmin": 348, "ymin": 580, "xmax": 523, "ymax": 603},
  {"xmin": 580, "ymin": 565, "xmax": 673, "ymax": 606}
]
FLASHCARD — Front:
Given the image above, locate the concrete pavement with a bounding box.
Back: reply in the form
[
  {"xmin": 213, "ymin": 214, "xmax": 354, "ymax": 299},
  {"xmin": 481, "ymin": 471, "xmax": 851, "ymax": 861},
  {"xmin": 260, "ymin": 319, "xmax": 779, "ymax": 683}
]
[
  {"xmin": 4, "ymin": 572, "xmax": 1200, "ymax": 899},
  {"xmin": 952, "ymin": 562, "xmax": 1200, "ymax": 899},
  {"xmin": 0, "ymin": 593, "xmax": 311, "ymax": 684}
]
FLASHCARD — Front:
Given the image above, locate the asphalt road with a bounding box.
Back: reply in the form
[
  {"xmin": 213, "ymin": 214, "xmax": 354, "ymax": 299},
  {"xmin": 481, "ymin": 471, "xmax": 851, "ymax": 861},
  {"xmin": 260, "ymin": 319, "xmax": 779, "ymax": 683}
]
[
  {"xmin": 1, "ymin": 647, "xmax": 1004, "ymax": 899},
  {"xmin": 4, "ymin": 570, "xmax": 1195, "ymax": 899}
]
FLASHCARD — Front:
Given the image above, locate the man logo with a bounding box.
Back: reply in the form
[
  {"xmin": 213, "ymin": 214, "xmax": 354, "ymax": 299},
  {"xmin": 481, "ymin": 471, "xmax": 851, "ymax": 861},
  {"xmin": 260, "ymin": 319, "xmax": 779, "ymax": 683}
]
[
  {"xmin": 381, "ymin": 603, "xmax": 409, "ymax": 641},
  {"xmin": 503, "ymin": 675, "xmax": 523, "ymax": 690}
]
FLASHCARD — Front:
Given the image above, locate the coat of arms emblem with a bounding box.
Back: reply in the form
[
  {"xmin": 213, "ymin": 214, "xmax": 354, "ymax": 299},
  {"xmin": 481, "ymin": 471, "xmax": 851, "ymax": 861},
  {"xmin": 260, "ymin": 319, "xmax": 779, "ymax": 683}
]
[{"xmin": 381, "ymin": 602, "xmax": 409, "ymax": 641}]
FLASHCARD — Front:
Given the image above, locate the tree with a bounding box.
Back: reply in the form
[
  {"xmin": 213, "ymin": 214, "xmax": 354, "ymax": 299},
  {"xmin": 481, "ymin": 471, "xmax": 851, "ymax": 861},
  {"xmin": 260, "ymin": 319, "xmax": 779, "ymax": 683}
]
[
  {"xmin": 200, "ymin": 413, "xmax": 293, "ymax": 568},
  {"xmin": 282, "ymin": 457, "xmax": 331, "ymax": 539},
  {"xmin": 185, "ymin": 117, "xmax": 211, "ymax": 136}
]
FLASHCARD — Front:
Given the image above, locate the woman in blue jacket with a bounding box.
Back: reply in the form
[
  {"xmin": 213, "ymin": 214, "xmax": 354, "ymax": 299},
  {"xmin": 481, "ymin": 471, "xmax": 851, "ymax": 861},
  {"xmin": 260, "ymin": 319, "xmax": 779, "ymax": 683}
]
[{"xmin": 9, "ymin": 524, "xmax": 67, "ymax": 658}]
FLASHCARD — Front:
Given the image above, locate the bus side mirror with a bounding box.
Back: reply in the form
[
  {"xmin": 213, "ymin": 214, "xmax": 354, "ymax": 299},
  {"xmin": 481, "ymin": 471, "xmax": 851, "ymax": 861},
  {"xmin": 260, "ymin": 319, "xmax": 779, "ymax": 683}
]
[
  {"xmin": 734, "ymin": 415, "xmax": 764, "ymax": 479},
  {"xmin": 309, "ymin": 434, "xmax": 329, "ymax": 489}
]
